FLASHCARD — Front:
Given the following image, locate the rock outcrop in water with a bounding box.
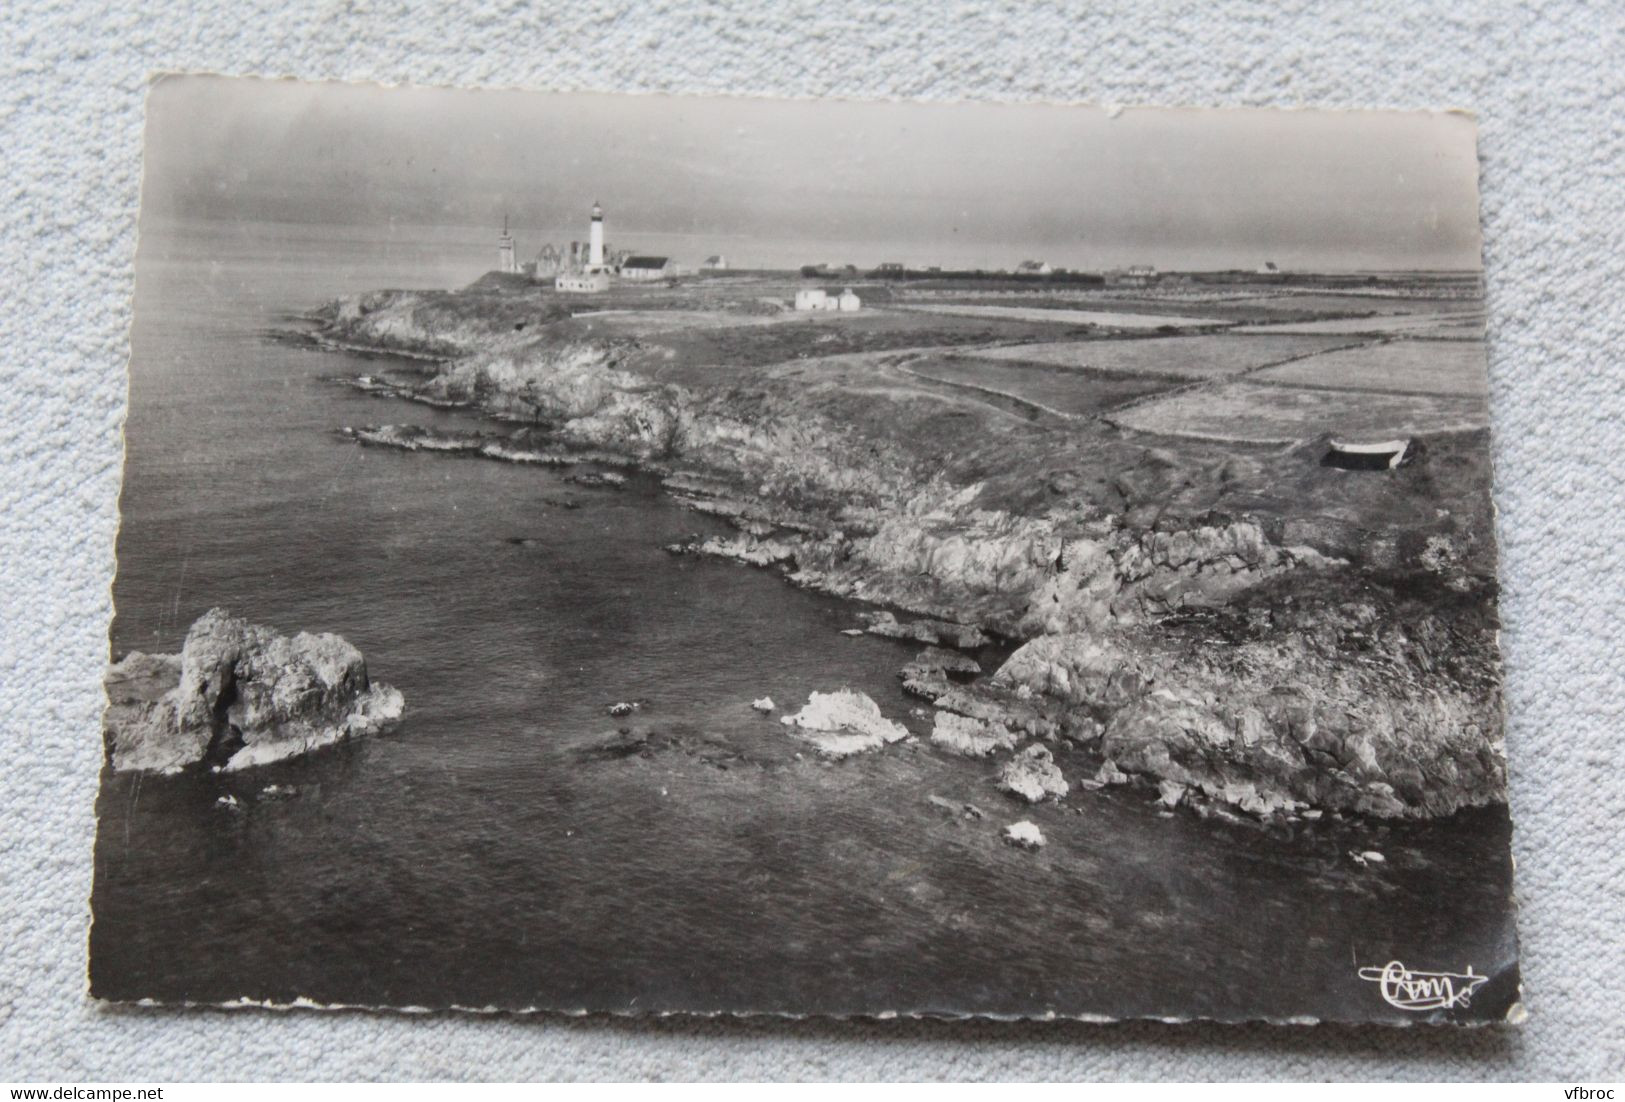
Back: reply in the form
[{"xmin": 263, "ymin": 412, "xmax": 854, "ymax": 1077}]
[
  {"xmin": 929, "ymin": 711, "xmax": 1017, "ymax": 757},
  {"xmin": 308, "ymin": 284, "xmax": 1507, "ymax": 819},
  {"xmin": 779, "ymin": 689, "xmax": 910, "ymax": 758},
  {"xmin": 863, "ymin": 611, "xmax": 989, "ymax": 650},
  {"xmin": 998, "ymin": 744, "xmax": 1070, "ymax": 803},
  {"xmin": 666, "ymin": 533, "xmax": 797, "ymax": 568},
  {"xmin": 1003, "ymin": 820, "xmax": 1046, "ymax": 849},
  {"xmin": 900, "ymin": 645, "xmax": 983, "ymax": 699},
  {"xmin": 103, "ymin": 608, "xmax": 403, "ymax": 773}
]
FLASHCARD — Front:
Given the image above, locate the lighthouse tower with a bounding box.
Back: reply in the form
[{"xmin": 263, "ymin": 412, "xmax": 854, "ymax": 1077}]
[
  {"xmin": 497, "ymin": 214, "xmax": 516, "ymax": 274},
  {"xmin": 588, "ymin": 201, "xmax": 605, "ymax": 268}
]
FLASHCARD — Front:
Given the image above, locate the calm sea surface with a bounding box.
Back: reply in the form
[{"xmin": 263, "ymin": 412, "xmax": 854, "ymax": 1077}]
[{"xmin": 91, "ymin": 220, "xmax": 1519, "ymax": 1022}]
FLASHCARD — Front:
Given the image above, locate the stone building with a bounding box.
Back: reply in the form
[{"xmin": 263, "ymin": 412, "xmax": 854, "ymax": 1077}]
[{"xmin": 534, "ymin": 243, "xmax": 563, "ymax": 279}]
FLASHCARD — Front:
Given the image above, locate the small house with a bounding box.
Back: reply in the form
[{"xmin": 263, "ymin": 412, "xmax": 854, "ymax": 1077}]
[
  {"xmin": 794, "ymin": 287, "xmax": 860, "ymax": 312},
  {"xmin": 619, "ymin": 256, "xmax": 674, "ymax": 282}
]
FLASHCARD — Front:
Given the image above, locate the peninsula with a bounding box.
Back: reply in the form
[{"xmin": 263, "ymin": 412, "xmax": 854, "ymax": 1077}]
[{"xmin": 305, "ymin": 237, "xmax": 1501, "ymax": 822}]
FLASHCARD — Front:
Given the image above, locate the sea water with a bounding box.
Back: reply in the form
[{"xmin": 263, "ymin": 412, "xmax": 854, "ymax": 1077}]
[{"xmin": 91, "ymin": 219, "xmax": 1519, "ymax": 1022}]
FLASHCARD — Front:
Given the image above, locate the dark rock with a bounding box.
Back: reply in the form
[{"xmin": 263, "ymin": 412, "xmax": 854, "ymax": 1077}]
[{"xmin": 103, "ymin": 609, "xmax": 404, "ymax": 774}]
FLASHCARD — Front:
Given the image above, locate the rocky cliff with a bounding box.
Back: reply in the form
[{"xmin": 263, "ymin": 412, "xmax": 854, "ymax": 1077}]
[{"xmin": 104, "ymin": 608, "xmax": 404, "ymax": 773}]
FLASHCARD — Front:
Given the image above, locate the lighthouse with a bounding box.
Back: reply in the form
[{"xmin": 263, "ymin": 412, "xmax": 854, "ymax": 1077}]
[
  {"xmin": 497, "ymin": 214, "xmax": 517, "ymax": 274},
  {"xmin": 589, "ymin": 201, "xmax": 605, "ymax": 268},
  {"xmin": 553, "ymin": 201, "xmax": 612, "ymax": 292}
]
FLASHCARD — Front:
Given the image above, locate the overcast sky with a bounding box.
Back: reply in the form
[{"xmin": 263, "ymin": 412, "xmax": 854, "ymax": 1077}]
[{"xmin": 142, "ymin": 75, "xmax": 1484, "ymax": 272}]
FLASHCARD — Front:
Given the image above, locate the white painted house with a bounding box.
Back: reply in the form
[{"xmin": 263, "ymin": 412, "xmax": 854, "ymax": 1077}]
[
  {"xmin": 619, "ymin": 256, "xmax": 674, "ymax": 282},
  {"xmin": 794, "ymin": 288, "xmax": 862, "ymax": 312}
]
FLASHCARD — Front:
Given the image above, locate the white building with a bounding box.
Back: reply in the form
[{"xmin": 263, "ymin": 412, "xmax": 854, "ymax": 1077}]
[
  {"xmin": 1016, "ymin": 259, "xmax": 1052, "ymax": 275},
  {"xmin": 794, "ymin": 288, "xmax": 862, "ymax": 312},
  {"xmin": 552, "ymin": 202, "xmax": 613, "ymax": 292},
  {"xmin": 702, "ymin": 255, "xmax": 728, "ymax": 270},
  {"xmin": 589, "ymin": 201, "xmax": 605, "ymax": 267},
  {"xmin": 620, "ymin": 256, "xmax": 674, "ymax": 282}
]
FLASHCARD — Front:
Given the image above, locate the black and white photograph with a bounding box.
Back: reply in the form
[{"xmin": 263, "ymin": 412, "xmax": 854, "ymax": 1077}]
[{"xmin": 91, "ymin": 76, "xmax": 1519, "ymax": 1026}]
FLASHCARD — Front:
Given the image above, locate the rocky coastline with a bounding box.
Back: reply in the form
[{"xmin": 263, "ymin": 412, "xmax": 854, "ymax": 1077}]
[{"xmin": 299, "ymin": 285, "xmax": 1506, "ymax": 821}]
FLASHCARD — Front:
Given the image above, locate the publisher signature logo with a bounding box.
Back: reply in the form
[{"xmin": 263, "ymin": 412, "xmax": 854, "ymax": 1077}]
[{"xmin": 1358, "ymin": 960, "xmax": 1488, "ymax": 1011}]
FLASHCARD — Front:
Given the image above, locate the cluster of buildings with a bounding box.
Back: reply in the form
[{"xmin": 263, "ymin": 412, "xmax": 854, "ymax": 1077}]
[
  {"xmin": 495, "ymin": 203, "xmax": 861, "ymax": 310},
  {"xmin": 495, "ymin": 206, "xmax": 1284, "ymax": 300},
  {"xmin": 1103, "ymin": 264, "xmax": 1161, "ymax": 287},
  {"xmin": 497, "ymin": 203, "xmax": 678, "ymax": 293}
]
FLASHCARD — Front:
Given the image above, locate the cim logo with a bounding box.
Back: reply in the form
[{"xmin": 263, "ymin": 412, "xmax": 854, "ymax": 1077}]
[{"xmin": 1357, "ymin": 960, "xmax": 1489, "ymax": 1012}]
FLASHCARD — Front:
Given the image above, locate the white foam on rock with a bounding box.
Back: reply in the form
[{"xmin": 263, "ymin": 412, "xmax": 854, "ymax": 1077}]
[{"xmin": 1004, "ymin": 820, "xmax": 1046, "ymax": 849}]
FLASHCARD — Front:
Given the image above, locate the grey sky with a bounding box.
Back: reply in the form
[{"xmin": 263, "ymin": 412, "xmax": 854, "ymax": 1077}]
[{"xmin": 142, "ymin": 75, "xmax": 1483, "ymax": 272}]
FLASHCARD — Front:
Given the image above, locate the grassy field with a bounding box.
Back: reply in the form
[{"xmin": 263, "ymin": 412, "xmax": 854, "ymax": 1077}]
[
  {"xmin": 1254, "ymin": 339, "xmax": 1489, "ymax": 397},
  {"xmin": 967, "ymin": 333, "xmax": 1359, "ymax": 380},
  {"xmin": 893, "ymin": 303, "xmax": 1222, "ymax": 329},
  {"xmin": 895, "ymin": 287, "xmax": 1484, "ymax": 324},
  {"xmin": 363, "ymin": 274, "xmax": 1494, "ymax": 450},
  {"xmin": 1210, "ymin": 293, "xmax": 1477, "ymax": 316},
  {"xmin": 1232, "ymin": 311, "xmax": 1485, "ymax": 336},
  {"xmin": 1112, "ymin": 380, "xmax": 1490, "ymax": 444},
  {"xmin": 562, "ymin": 309, "xmax": 796, "ymax": 337},
  {"xmin": 619, "ymin": 309, "xmax": 1108, "ymax": 387},
  {"xmin": 900, "ymin": 354, "xmax": 1173, "ymax": 417}
]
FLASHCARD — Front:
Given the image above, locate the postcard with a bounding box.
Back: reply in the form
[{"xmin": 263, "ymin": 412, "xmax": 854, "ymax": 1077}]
[{"xmin": 92, "ymin": 75, "xmax": 1518, "ymax": 1025}]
